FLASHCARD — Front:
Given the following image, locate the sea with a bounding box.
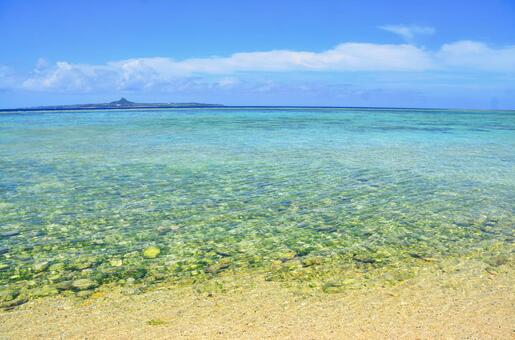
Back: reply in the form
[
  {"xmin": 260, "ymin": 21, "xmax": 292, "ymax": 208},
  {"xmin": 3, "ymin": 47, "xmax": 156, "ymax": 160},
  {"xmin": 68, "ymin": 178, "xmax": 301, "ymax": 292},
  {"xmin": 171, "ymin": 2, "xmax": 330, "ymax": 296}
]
[{"xmin": 0, "ymin": 107, "xmax": 513, "ymax": 301}]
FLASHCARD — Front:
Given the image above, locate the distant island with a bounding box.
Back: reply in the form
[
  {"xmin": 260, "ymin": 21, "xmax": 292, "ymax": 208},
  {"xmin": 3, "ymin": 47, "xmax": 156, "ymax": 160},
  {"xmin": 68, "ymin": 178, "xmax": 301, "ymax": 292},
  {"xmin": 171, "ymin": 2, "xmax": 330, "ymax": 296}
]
[{"xmin": 0, "ymin": 98, "xmax": 224, "ymax": 112}]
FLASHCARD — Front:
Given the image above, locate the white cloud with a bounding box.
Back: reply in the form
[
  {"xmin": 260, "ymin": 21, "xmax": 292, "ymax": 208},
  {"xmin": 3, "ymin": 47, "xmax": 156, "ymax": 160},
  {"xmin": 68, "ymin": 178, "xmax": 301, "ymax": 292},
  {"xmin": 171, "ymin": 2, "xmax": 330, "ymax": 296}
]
[
  {"xmin": 21, "ymin": 43, "xmax": 433, "ymax": 92},
  {"xmin": 107, "ymin": 43, "xmax": 432, "ymax": 75},
  {"xmin": 35, "ymin": 58, "xmax": 49, "ymax": 72},
  {"xmin": 22, "ymin": 61, "xmax": 117, "ymax": 92},
  {"xmin": 216, "ymin": 77, "xmax": 240, "ymax": 88},
  {"xmin": 379, "ymin": 25, "xmax": 435, "ymax": 41},
  {"xmin": 437, "ymin": 41, "xmax": 515, "ymax": 71},
  {"xmin": 15, "ymin": 40, "xmax": 515, "ymax": 93}
]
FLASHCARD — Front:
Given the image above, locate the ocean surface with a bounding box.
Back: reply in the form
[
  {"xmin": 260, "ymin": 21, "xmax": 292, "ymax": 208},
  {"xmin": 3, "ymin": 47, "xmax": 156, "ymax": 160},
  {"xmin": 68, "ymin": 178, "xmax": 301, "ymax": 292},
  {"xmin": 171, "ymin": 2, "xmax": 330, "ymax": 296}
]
[{"xmin": 0, "ymin": 108, "xmax": 514, "ymax": 301}]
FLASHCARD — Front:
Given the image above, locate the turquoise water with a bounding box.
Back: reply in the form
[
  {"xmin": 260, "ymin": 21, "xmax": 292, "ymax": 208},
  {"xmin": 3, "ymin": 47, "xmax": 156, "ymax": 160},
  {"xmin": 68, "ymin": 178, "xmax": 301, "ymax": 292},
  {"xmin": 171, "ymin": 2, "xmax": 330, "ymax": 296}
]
[{"xmin": 0, "ymin": 108, "xmax": 514, "ymax": 301}]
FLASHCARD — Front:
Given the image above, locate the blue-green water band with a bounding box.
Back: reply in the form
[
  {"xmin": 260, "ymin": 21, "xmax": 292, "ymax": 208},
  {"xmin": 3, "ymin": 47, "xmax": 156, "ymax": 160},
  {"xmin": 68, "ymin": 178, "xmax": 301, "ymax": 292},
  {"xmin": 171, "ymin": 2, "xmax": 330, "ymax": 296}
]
[{"xmin": 0, "ymin": 108, "xmax": 513, "ymax": 303}]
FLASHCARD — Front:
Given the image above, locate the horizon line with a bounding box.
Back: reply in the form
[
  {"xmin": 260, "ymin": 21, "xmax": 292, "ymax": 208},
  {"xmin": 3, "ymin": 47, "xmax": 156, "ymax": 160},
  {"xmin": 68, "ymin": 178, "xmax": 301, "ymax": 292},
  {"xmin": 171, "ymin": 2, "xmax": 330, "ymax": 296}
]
[{"xmin": 1, "ymin": 104, "xmax": 514, "ymax": 114}]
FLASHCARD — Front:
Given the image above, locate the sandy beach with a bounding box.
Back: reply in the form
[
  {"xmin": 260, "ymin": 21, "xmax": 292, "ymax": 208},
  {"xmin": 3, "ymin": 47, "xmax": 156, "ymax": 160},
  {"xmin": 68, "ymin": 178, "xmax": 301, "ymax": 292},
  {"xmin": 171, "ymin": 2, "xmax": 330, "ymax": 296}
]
[{"xmin": 1, "ymin": 257, "xmax": 513, "ymax": 339}]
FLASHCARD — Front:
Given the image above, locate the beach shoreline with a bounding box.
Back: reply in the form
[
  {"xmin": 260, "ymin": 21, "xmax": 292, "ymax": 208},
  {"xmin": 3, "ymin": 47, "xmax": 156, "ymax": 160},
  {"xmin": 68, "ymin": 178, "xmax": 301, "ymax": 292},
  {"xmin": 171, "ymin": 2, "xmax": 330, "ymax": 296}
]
[{"xmin": 1, "ymin": 257, "xmax": 513, "ymax": 339}]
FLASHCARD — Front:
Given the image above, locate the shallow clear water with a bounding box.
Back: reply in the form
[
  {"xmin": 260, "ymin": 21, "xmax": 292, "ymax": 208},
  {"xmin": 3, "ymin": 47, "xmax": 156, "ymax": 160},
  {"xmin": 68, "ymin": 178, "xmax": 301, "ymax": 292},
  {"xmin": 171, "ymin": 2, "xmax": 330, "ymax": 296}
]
[{"xmin": 0, "ymin": 108, "xmax": 514, "ymax": 300}]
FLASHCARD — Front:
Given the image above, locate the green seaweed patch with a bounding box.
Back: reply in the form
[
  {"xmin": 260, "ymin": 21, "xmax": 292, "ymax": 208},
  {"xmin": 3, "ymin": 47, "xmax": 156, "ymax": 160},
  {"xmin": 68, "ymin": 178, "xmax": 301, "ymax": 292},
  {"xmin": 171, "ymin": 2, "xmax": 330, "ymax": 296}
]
[
  {"xmin": 143, "ymin": 246, "xmax": 161, "ymax": 259},
  {"xmin": 147, "ymin": 319, "xmax": 168, "ymax": 326}
]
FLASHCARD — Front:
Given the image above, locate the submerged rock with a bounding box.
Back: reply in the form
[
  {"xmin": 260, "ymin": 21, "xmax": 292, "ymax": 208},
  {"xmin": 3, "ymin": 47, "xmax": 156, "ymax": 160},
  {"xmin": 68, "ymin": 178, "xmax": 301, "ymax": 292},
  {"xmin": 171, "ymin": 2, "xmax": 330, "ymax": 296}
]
[
  {"xmin": 74, "ymin": 261, "xmax": 94, "ymax": 270},
  {"xmin": 72, "ymin": 278, "xmax": 97, "ymax": 291},
  {"xmin": 1, "ymin": 297, "xmax": 28, "ymax": 310},
  {"xmin": 352, "ymin": 254, "xmax": 376, "ymax": 264},
  {"xmin": 277, "ymin": 251, "xmax": 297, "ymax": 262},
  {"xmin": 121, "ymin": 287, "xmax": 141, "ymax": 296},
  {"xmin": 485, "ymin": 254, "xmax": 509, "ymax": 267},
  {"xmin": 1, "ymin": 230, "xmax": 20, "ymax": 238},
  {"xmin": 206, "ymin": 258, "xmax": 232, "ymax": 274},
  {"xmin": 408, "ymin": 253, "xmax": 435, "ymax": 262},
  {"xmin": 143, "ymin": 246, "xmax": 161, "ymax": 259},
  {"xmin": 76, "ymin": 290, "xmax": 94, "ymax": 298},
  {"xmin": 314, "ymin": 226, "xmax": 337, "ymax": 233},
  {"xmin": 55, "ymin": 280, "xmax": 73, "ymax": 290},
  {"xmin": 322, "ymin": 282, "xmax": 341, "ymax": 293},
  {"xmin": 126, "ymin": 268, "xmax": 147, "ymax": 280},
  {"xmin": 109, "ymin": 259, "xmax": 123, "ymax": 267},
  {"xmin": 301, "ymin": 256, "xmax": 324, "ymax": 267},
  {"xmin": 214, "ymin": 249, "xmax": 232, "ymax": 257},
  {"xmin": 47, "ymin": 273, "xmax": 63, "ymax": 281},
  {"xmin": 48, "ymin": 262, "xmax": 65, "ymax": 272},
  {"xmin": 0, "ymin": 289, "xmax": 19, "ymax": 302},
  {"xmin": 33, "ymin": 261, "xmax": 50, "ymax": 273},
  {"xmin": 31, "ymin": 285, "xmax": 58, "ymax": 298}
]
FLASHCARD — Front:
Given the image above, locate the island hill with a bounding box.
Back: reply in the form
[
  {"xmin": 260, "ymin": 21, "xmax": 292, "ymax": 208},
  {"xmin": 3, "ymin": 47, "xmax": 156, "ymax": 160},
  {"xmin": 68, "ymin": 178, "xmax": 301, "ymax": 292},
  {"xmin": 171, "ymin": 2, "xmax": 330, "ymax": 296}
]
[{"xmin": 1, "ymin": 98, "xmax": 224, "ymax": 112}]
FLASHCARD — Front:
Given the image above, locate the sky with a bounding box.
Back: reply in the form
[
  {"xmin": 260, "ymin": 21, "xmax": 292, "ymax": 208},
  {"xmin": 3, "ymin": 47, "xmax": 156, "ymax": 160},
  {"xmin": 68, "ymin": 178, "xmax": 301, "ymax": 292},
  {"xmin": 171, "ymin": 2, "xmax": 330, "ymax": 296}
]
[{"xmin": 1, "ymin": 0, "xmax": 515, "ymax": 109}]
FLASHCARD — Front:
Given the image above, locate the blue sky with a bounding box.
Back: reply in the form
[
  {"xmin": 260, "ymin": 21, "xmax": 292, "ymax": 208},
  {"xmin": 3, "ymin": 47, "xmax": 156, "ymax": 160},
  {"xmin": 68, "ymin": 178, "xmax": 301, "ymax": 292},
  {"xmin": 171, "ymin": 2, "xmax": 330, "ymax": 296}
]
[{"xmin": 1, "ymin": 0, "xmax": 514, "ymax": 109}]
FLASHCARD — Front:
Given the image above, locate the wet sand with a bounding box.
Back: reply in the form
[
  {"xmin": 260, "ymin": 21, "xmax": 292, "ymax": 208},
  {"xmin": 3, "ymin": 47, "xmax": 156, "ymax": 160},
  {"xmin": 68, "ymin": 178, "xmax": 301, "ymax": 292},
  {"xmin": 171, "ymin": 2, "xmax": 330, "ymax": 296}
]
[{"xmin": 0, "ymin": 258, "xmax": 513, "ymax": 339}]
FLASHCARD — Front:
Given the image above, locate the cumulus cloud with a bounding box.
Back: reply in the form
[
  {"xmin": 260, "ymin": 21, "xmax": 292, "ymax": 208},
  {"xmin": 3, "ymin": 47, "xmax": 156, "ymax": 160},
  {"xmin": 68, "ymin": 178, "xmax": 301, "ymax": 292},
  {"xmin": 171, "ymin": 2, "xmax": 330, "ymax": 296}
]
[
  {"xmin": 20, "ymin": 43, "xmax": 433, "ymax": 92},
  {"xmin": 22, "ymin": 61, "xmax": 117, "ymax": 92},
  {"xmin": 13, "ymin": 40, "xmax": 515, "ymax": 93},
  {"xmin": 379, "ymin": 25, "xmax": 435, "ymax": 41},
  {"xmin": 437, "ymin": 41, "xmax": 515, "ymax": 71},
  {"xmin": 107, "ymin": 43, "xmax": 432, "ymax": 76}
]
